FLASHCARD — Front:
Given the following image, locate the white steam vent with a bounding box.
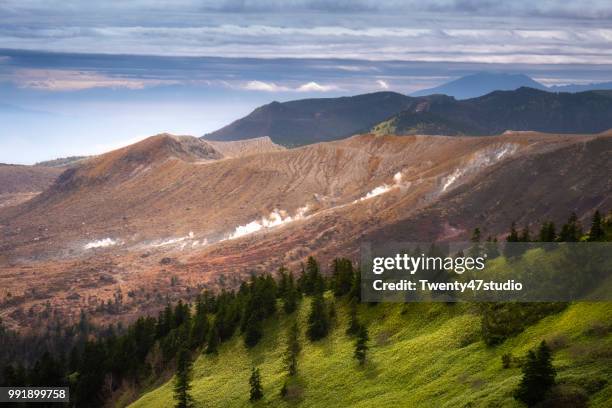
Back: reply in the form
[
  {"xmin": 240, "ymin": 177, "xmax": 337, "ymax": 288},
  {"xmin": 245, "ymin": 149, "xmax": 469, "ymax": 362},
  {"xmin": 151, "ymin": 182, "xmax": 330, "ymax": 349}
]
[
  {"xmin": 356, "ymin": 171, "xmax": 404, "ymax": 202},
  {"xmin": 84, "ymin": 238, "xmax": 118, "ymax": 249},
  {"xmin": 229, "ymin": 205, "xmax": 310, "ymax": 239},
  {"xmin": 151, "ymin": 231, "xmax": 195, "ymax": 247},
  {"xmin": 441, "ymin": 143, "xmax": 518, "ymax": 192}
]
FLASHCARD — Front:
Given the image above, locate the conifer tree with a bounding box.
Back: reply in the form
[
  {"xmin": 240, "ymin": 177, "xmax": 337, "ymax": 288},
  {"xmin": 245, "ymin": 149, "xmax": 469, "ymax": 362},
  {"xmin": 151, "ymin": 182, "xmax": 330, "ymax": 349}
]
[
  {"xmin": 249, "ymin": 367, "xmax": 263, "ymax": 402},
  {"xmin": 306, "ymin": 292, "xmax": 329, "ymax": 341},
  {"xmin": 505, "ymin": 222, "xmax": 522, "ymax": 258},
  {"xmin": 277, "ymin": 266, "xmax": 289, "ymax": 297},
  {"xmin": 507, "ymin": 222, "xmax": 519, "ymax": 242},
  {"xmin": 559, "ymin": 212, "xmax": 582, "ymax": 242},
  {"xmin": 539, "ymin": 221, "xmax": 557, "ymax": 242},
  {"xmin": 331, "ymin": 258, "xmax": 354, "ymax": 297},
  {"xmin": 282, "ymin": 272, "xmax": 298, "ymax": 314},
  {"xmin": 519, "ymin": 226, "xmax": 531, "ymax": 242},
  {"xmin": 173, "ymin": 347, "xmax": 193, "ymax": 408},
  {"xmin": 243, "ymin": 314, "xmax": 263, "ymax": 348},
  {"xmin": 348, "ymin": 267, "xmax": 362, "ymax": 302},
  {"xmin": 190, "ymin": 300, "xmax": 209, "ymax": 348},
  {"xmin": 469, "ymin": 228, "xmax": 482, "ymax": 257},
  {"xmin": 354, "ymin": 324, "xmax": 369, "ymax": 366},
  {"xmin": 304, "ymin": 256, "xmax": 324, "ymax": 295},
  {"xmin": 284, "ymin": 321, "xmax": 301, "ymax": 376},
  {"xmin": 514, "ymin": 340, "xmax": 556, "ymax": 406},
  {"xmin": 346, "ymin": 300, "xmax": 361, "ymax": 336},
  {"xmin": 205, "ymin": 322, "xmax": 219, "ymax": 354},
  {"xmin": 589, "ymin": 210, "xmax": 604, "ymax": 241}
]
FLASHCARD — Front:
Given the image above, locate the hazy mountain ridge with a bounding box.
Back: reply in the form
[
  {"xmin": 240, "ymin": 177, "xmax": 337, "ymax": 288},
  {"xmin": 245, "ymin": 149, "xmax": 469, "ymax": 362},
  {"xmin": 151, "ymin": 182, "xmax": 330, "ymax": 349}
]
[
  {"xmin": 203, "ymin": 91, "xmax": 418, "ymax": 146},
  {"xmin": 373, "ymin": 87, "xmax": 612, "ymax": 136},
  {"xmin": 411, "ymin": 72, "xmax": 612, "ymax": 99},
  {"xmin": 204, "ymin": 87, "xmax": 612, "ymax": 146},
  {"xmin": 411, "ymin": 72, "xmax": 547, "ymax": 99}
]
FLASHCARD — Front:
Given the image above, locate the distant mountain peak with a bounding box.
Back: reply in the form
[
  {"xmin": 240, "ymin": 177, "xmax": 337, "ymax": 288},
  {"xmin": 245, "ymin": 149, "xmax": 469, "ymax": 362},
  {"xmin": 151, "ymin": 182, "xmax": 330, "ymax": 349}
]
[
  {"xmin": 411, "ymin": 72, "xmax": 546, "ymax": 99},
  {"xmin": 412, "ymin": 72, "xmax": 612, "ymax": 99}
]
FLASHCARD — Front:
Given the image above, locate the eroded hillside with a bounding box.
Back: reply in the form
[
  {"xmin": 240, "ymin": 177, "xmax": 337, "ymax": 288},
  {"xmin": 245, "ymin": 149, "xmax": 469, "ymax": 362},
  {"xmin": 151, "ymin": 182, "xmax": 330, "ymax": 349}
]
[{"xmin": 0, "ymin": 131, "xmax": 610, "ymax": 330}]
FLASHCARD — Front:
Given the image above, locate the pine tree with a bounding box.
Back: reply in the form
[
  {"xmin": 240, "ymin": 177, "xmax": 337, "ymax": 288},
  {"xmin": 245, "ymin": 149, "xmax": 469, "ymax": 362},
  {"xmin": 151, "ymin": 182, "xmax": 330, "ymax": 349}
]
[
  {"xmin": 284, "ymin": 321, "xmax": 301, "ymax": 376},
  {"xmin": 282, "ymin": 272, "xmax": 298, "ymax": 314},
  {"xmin": 189, "ymin": 300, "xmax": 209, "ymax": 348},
  {"xmin": 205, "ymin": 322, "xmax": 219, "ymax": 354},
  {"xmin": 505, "ymin": 222, "xmax": 522, "ymax": 258},
  {"xmin": 243, "ymin": 314, "xmax": 263, "ymax": 348},
  {"xmin": 519, "ymin": 226, "xmax": 531, "ymax": 242},
  {"xmin": 331, "ymin": 258, "xmax": 354, "ymax": 297},
  {"xmin": 507, "ymin": 222, "xmax": 519, "ymax": 242},
  {"xmin": 304, "ymin": 256, "xmax": 324, "ymax": 295},
  {"xmin": 306, "ymin": 292, "xmax": 329, "ymax": 341},
  {"xmin": 559, "ymin": 212, "xmax": 582, "ymax": 242},
  {"xmin": 346, "ymin": 300, "xmax": 361, "ymax": 336},
  {"xmin": 589, "ymin": 210, "xmax": 604, "ymax": 241},
  {"xmin": 469, "ymin": 228, "xmax": 482, "ymax": 257},
  {"xmin": 514, "ymin": 340, "xmax": 556, "ymax": 406},
  {"xmin": 277, "ymin": 266, "xmax": 289, "ymax": 297},
  {"xmin": 354, "ymin": 324, "xmax": 369, "ymax": 366},
  {"xmin": 173, "ymin": 347, "xmax": 193, "ymax": 408},
  {"xmin": 539, "ymin": 221, "xmax": 557, "ymax": 242},
  {"xmin": 249, "ymin": 367, "xmax": 263, "ymax": 402},
  {"xmin": 348, "ymin": 268, "xmax": 362, "ymax": 302}
]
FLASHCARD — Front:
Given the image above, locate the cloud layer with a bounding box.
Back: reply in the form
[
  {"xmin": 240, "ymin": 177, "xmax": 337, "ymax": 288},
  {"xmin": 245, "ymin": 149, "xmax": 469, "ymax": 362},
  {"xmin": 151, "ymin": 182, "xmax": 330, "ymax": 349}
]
[{"xmin": 1, "ymin": 2, "xmax": 611, "ymax": 65}]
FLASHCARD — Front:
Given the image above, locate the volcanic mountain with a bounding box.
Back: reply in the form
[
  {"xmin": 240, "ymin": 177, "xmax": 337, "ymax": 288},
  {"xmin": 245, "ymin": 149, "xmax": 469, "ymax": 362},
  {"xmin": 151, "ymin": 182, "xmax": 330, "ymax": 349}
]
[
  {"xmin": 1, "ymin": 130, "xmax": 610, "ymax": 330},
  {"xmin": 411, "ymin": 72, "xmax": 546, "ymax": 99},
  {"xmin": 411, "ymin": 72, "xmax": 612, "ymax": 99},
  {"xmin": 205, "ymin": 88, "xmax": 612, "ymax": 146}
]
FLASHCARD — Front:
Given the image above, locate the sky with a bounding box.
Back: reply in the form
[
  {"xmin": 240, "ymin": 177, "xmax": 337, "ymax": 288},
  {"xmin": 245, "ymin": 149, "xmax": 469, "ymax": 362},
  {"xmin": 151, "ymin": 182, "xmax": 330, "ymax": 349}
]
[{"xmin": 1, "ymin": 1, "xmax": 612, "ymax": 164}]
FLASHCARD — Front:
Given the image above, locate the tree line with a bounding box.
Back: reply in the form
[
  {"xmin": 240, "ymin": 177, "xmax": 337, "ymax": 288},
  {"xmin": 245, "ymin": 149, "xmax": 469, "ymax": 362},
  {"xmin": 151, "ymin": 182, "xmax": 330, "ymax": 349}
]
[
  {"xmin": 1, "ymin": 209, "xmax": 609, "ymax": 407},
  {"xmin": 0, "ymin": 255, "xmax": 368, "ymax": 407}
]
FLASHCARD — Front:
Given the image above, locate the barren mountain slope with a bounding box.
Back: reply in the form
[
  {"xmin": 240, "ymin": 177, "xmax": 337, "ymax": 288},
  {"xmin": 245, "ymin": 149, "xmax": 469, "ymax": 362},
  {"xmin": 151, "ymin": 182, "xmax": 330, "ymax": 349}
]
[
  {"xmin": 208, "ymin": 136, "xmax": 285, "ymax": 158},
  {"xmin": 0, "ymin": 164, "xmax": 63, "ymax": 208},
  {"xmin": 1, "ymin": 131, "xmax": 610, "ymax": 330},
  {"xmin": 0, "ymin": 132, "xmax": 556, "ymax": 258}
]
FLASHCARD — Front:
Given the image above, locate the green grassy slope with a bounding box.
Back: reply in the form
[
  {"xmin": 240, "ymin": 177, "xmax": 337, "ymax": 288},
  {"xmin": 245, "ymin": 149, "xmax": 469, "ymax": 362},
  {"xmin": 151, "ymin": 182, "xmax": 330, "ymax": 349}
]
[{"xmin": 129, "ymin": 300, "xmax": 612, "ymax": 408}]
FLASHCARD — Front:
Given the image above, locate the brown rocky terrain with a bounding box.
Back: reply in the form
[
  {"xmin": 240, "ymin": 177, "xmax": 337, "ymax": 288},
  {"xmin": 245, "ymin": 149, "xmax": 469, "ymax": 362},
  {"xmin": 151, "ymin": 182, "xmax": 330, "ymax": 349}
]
[
  {"xmin": 0, "ymin": 163, "xmax": 63, "ymax": 209},
  {"xmin": 0, "ymin": 131, "xmax": 610, "ymax": 330},
  {"xmin": 208, "ymin": 136, "xmax": 285, "ymax": 158}
]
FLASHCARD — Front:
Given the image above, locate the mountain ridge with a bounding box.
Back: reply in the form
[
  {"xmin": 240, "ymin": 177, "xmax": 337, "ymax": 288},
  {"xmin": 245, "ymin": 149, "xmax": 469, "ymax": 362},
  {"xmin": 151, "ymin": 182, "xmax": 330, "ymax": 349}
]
[
  {"xmin": 203, "ymin": 91, "xmax": 417, "ymax": 146},
  {"xmin": 373, "ymin": 87, "xmax": 612, "ymax": 137},
  {"xmin": 204, "ymin": 87, "xmax": 612, "ymax": 146},
  {"xmin": 411, "ymin": 72, "xmax": 612, "ymax": 99}
]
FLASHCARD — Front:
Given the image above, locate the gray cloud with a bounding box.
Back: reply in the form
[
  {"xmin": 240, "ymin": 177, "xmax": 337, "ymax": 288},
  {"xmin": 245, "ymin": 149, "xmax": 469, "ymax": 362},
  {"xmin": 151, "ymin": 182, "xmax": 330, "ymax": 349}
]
[{"xmin": 0, "ymin": 1, "xmax": 610, "ymax": 66}]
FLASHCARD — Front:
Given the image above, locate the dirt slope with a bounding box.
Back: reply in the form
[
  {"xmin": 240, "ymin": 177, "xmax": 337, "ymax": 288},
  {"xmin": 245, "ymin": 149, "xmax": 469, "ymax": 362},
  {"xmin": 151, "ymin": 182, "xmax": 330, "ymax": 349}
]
[
  {"xmin": 208, "ymin": 136, "xmax": 285, "ymax": 158},
  {"xmin": 0, "ymin": 164, "xmax": 63, "ymax": 209}
]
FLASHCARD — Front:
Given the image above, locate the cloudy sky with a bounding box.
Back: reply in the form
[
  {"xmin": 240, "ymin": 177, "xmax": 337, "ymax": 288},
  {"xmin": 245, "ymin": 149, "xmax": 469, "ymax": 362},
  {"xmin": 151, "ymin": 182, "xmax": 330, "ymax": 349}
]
[{"xmin": 1, "ymin": 1, "xmax": 612, "ymax": 163}]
